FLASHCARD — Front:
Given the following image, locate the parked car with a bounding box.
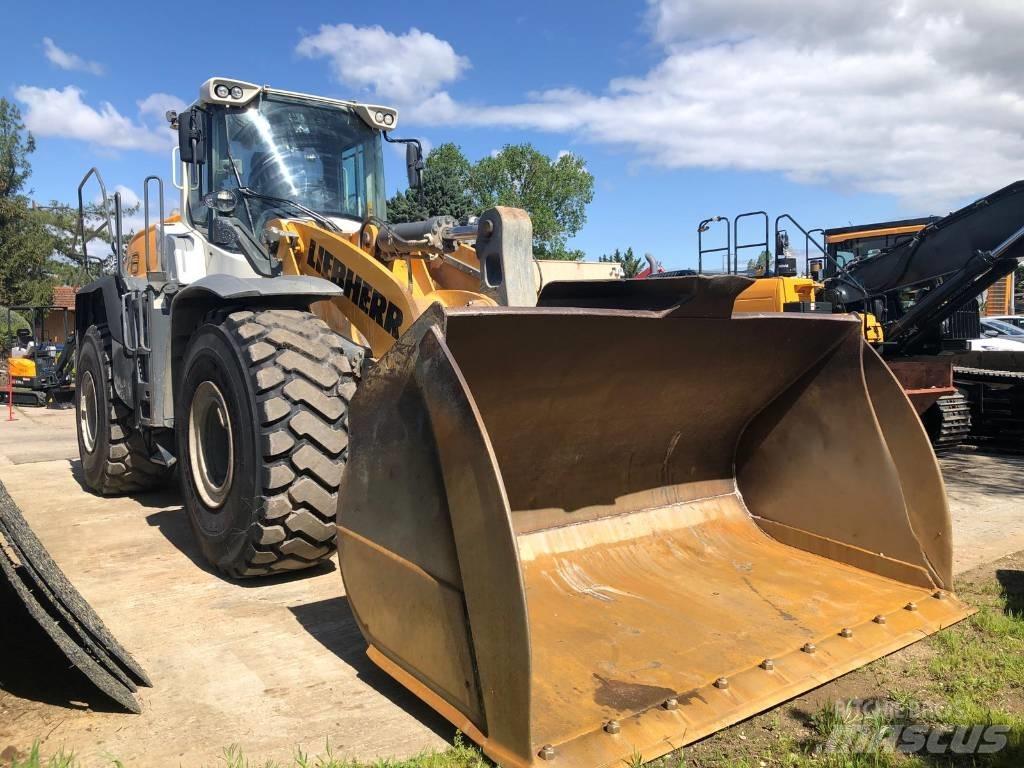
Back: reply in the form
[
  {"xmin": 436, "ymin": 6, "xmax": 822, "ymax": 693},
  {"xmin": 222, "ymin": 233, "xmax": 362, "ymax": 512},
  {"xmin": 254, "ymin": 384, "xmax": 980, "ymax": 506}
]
[
  {"xmin": 970, "ymin": 318, "xmax": 1024, "ymax": 350},
  {"xmin": 981, "ymin": 318, "xmax": 1024, "ymax": 337},
  {"xmin": 989, "ymin": 314, "xmax": 1024, "ymax": 330},
  {"xmin": 969, "ymin": 336, "xmax": 1024, "ymax": 351}
]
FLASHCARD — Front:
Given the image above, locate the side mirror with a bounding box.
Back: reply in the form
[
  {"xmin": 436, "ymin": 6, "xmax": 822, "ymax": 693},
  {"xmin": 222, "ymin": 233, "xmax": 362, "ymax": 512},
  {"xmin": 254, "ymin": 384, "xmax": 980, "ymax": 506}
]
[
  {"xmin": 178, "ymin": 108, "xmax": 206, "ymax": 165},
  {"xmin": 983, "ymin": 329, "xmax": 999, "ymax": 338},
  {"xmin": 406, "ymin": 142, "xmax": 424, "ymax": 190}
]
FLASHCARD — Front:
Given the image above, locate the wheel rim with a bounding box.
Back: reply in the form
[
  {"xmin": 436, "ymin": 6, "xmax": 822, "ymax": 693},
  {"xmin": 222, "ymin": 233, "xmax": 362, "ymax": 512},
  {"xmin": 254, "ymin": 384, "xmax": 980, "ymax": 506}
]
[
  {"xmin": 188, "ymin": 380, "xmax": 234, "ymax": 509},
  {"xmin": 79, "ymin": 370, "xmax": 98, "ymax": 454}
]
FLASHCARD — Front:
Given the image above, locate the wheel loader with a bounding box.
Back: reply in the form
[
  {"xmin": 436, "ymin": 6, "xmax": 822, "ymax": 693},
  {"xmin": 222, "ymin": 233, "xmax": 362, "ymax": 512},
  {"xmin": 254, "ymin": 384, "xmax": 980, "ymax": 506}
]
[{"xmin": 68, "ymin": 77, "xmax": 970, "ymax": 768}]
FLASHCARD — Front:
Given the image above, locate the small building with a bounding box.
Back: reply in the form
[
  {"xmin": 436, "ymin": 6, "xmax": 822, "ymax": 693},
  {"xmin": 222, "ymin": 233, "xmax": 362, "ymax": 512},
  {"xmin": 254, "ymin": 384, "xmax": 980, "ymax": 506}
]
[{"xmin": 42, "ymin": 286, "xmax": 77, "ymax": 344}]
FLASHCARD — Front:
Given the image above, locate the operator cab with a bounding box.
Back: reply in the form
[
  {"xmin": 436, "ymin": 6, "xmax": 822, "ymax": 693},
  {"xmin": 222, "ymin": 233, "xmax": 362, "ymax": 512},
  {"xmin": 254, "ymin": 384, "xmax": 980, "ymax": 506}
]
[
  {"xmin": 170, "ymin": 78, "xmax": 419, "ymax": 276},
  {"xmin": 823, "ymin": 217, "xmax": 937, "ymax": 279}
]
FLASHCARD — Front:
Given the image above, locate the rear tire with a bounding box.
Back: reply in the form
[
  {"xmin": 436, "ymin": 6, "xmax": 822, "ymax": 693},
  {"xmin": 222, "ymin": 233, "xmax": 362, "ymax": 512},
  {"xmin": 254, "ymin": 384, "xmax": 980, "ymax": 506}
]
[
  {"xmin": 76, "ymin": 325, "xmax": 171, "ymax": 494},
  {"xmin": 176, "ymin": 309, "xmax": 361, "ymax": 578}
]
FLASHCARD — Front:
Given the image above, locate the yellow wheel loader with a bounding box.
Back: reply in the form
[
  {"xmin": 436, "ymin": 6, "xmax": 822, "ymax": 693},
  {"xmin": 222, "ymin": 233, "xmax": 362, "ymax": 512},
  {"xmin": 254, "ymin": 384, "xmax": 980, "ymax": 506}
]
[{"xmin": 68, "ymin": 78, "xmax": 970, "ymax": 767}]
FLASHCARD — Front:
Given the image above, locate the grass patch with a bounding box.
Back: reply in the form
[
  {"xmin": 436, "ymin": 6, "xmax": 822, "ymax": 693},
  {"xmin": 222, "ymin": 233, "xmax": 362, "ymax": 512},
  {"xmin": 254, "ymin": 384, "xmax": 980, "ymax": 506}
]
[
  {"xmin": 3, "ymin": 735, "xmax": 489, "ymax": 768},
  {"xmin": 6, "ymin": 743, "xmax": 78, "ymax": 768}
]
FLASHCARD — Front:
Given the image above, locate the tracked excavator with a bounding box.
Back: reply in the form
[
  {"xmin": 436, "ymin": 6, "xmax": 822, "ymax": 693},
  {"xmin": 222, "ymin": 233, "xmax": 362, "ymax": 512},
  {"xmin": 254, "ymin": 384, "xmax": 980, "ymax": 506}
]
[
  {"xmin": 818, "ymin": 187, "xmax": 1024, "ymax": 451},
  {"xmin": 56, "ymin": 77, "xmax": 970, "ymax": 766},
  {"xmin": 1, "ymin": 306, "xmax": 76, "ymax": 406},
  {"xmin": 666, "ymin": 188, "xmax": 1024, "ymax": 450}
]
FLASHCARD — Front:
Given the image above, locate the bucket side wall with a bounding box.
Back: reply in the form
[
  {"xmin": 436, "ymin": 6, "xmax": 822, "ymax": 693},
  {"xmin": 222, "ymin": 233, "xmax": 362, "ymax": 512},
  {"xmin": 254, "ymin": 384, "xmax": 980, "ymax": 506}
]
[{"xmin": 736, "ymin": 331, "xmax": 944, "ymax": 587}]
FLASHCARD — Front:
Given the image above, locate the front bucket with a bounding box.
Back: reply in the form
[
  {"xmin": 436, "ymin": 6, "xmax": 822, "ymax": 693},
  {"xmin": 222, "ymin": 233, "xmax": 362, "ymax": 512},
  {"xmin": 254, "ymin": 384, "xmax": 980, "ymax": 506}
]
[{"xmin": 337, "ymin": 277, "xmax": 972, "ymax": 768}]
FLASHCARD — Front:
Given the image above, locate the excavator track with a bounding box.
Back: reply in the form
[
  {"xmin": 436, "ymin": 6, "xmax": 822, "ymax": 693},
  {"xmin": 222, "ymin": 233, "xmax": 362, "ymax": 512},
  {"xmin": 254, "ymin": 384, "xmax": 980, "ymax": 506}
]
[
  {"xmin": 954, "ymin": 366, "xmax": 1024, "ymax": 453},
  {"xmin": 922, "ymin": 391, "xmax": 972, "ymax": 451}
]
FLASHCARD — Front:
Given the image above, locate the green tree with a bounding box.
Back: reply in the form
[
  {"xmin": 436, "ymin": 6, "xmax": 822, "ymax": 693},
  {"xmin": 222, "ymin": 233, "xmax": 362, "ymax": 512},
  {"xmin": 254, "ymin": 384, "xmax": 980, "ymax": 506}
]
[
  {"xmin": 0, "ymin": 307, "xmax": 29, "ymax": 341},
  {"xmin": 599, "ymin": 246, "xmax": 645, "ymax": 278},
  {"xmin": 387, "ymin": 142, "xmax": 594, "ymax": 260},
  {"xmin": 31, "ymin": 199, "xmax": 131, "ymax": 279},
  {"xmin": 469, "ymin": 145, "xmax": 593, "ymax": 260},
  {"xmin": 388, "ymin": 142, "xmax": 476, "ymax": 224},
  {"xmin": 745, "ymin": 249, "xmax": 771, "ymax": 275},
  {"xmin": 0, "ymin": 98, "xmax": 57, "ymax": 307}
]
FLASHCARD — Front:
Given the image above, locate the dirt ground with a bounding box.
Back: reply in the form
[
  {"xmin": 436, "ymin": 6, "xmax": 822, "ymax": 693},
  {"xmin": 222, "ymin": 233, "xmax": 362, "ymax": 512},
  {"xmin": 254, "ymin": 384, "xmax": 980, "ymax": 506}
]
[{"xmin": 1, "ymin": 406, "xmax": 1023, "ymax": 766}]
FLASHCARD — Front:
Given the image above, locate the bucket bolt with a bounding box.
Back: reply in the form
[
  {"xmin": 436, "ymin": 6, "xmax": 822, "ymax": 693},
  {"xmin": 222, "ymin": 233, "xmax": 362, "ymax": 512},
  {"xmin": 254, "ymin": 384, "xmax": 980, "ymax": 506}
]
[
  {"xmin": 760, "ymin": 659, "xmax": 775, "ymax": 671},
  {"xmin": 873, "ymin": 614, "xmax": 887, "ymax": 624},
  {"xmin": 604, "ymin": 720, "xmax": 621, "ymax": 735},
  {"xmin": 905, "ymin": 602, "xmax": 918, "ymax": 612},
  {"xmin": 714, "ymin": 677, "xmax": 729, "ymax": 689},
  {"xmin": 933, "ymin": 590, "xmax": 946, "ymax": 600},
  {"xmin": 663, "ymin": 698, "xmax": 679, "ymax": 710},
  {"xmin": 839, "ymin": 627, "xmax": 854, "ymax": 638},
  {"xmin": 539, "ymin": 745, "xmax": 556, "ymax": 760},
  {"xmin": 801, "ymin": 643, "xmax": 816, "ymax": 654}
]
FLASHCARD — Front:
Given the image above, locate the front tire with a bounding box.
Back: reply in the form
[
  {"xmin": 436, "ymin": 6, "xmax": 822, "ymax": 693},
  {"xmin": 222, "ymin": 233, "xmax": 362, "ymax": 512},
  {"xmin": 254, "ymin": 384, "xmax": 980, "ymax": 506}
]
[
  {"xmin": 76, "ymin": 325, "xmax": 170, "ymax": 494},
  {"xmin": 176, "ymin": 309, "xmax": 361, "ymax": 578}
]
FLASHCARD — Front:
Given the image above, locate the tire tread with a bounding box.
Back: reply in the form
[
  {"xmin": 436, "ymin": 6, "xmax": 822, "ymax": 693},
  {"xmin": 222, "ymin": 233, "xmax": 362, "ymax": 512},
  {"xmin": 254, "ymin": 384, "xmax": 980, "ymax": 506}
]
[
  {"xmin": 213, "ymin": 309, "xmax": 361, "ymax": 578},
  {"xmin": 85, "ymin": 325, "xmax": 170, "ymax": 495}
]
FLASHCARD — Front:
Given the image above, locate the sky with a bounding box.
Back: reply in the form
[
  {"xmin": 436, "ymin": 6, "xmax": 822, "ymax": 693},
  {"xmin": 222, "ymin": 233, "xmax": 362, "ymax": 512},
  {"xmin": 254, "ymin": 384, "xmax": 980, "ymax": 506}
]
[{"xmin": 3, "ymin": 0, "xmax": 1024, "ymax": 270}]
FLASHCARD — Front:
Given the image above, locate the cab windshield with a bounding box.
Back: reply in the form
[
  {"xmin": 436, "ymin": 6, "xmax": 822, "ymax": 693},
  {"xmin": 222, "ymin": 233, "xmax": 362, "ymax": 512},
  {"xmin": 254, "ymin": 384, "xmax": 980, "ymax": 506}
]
[{"xmin": 212, "ymin": 93, "xmax": 387, "ymax": 227}]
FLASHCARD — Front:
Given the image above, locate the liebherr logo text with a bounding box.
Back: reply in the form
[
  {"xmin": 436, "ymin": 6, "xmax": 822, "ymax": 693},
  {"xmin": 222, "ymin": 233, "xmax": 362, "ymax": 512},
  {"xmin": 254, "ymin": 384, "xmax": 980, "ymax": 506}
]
[{"xmin": 306, "ymin": 239, "xmax": 404, "ymax": 339}]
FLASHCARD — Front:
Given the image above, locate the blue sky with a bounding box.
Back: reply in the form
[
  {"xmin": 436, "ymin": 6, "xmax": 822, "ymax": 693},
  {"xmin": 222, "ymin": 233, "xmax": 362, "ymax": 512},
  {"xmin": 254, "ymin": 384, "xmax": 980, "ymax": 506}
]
[{"xmin": 3, "ymin": 1, "xmax": 1022, "ymax": 269}]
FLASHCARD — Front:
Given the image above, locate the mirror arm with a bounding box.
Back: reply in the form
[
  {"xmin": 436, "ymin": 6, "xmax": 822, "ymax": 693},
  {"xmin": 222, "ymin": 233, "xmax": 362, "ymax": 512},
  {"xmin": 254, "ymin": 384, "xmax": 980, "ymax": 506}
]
[{"xmin": 383, "ymin": 132, "xmax": 425, "ymax": 203}]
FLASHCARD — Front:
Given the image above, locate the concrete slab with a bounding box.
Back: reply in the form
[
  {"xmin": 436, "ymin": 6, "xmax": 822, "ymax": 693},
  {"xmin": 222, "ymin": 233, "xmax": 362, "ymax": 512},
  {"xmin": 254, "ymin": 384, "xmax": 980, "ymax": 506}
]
[
  {"xmin": 0, "ymin": 405, "xmax": 79, "ymax": 465},
  {"xmin": 1, "ymin": 408, "xmax": 1023, "ymax": 766},
  {"xmin": 939, "ymin": 451, "xmax": 1024, "ymax": 575},
  {"xmin": 0, "ymin": 412, "xmax": 448, "ymax": 767}
]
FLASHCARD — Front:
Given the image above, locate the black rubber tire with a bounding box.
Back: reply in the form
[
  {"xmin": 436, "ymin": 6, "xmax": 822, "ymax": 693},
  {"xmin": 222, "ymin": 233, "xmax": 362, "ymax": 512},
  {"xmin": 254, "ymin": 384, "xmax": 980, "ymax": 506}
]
[
  {"xmin": 175, "ymin": 309, "xmax": 361, "ymax": 578},
  {"xmin": 76, "ymin": 325, "xmax": 171, "ymax": 495}
]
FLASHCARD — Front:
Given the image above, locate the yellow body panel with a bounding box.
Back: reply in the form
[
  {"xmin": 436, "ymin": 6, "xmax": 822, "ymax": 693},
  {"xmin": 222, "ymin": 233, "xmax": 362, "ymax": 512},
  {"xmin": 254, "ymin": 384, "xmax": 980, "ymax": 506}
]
[
  {"xmin": 732, "ymin": 277, "xmax": 885, "ymax": 344},
  {"xmin": 733, "ymin": 276, "xmax": 817, "ymax": 313},
  {"xmin": 859, "ymin": 312, "xmax": 884, "ymax": 344},
  {"xmin": 126, "ymin": 217, "xmax": 180, "ymax": 277},
  {"xmin": 277, "ymin": 221, "xmax": 496, "ymax": 358},
  {"xmin": 8, "ymin": 358, "xmax": 36, "ymax": 378}
]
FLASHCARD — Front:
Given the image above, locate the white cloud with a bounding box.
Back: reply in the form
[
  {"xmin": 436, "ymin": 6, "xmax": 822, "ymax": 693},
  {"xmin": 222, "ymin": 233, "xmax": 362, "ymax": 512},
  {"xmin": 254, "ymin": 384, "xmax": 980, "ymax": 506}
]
[
  {"xmin": 42, "ymin": 37, "xmax": 104, "ymax": 75},
  {"xmin": 93, "ymin": 185, "xmax": 140, "ymax": 208},
  {"xmin": 402, "ymin": 1, "xmax": 1024, "ymax": 209},
  {"xmin": 14, "ymin": 86, "xmax": 176, "ymax": 152},
  {"xmin": 557, "ymin": 150, "xmax": 572, "ymax": 160},
  {"xmin": 137, "ymin": 92, "xmax": 187, "ymax": 121},
  {"xmin": 296, "ymin": 24, "xmax": 469, "ymax": 104}
]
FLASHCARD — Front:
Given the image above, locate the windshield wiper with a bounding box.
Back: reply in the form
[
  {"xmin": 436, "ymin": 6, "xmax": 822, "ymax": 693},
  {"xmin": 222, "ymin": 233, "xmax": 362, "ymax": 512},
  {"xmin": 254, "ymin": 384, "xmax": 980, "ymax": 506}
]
[{"xmin": 235, "ymin": 187, "xmax": 345, "ymax": 234}]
